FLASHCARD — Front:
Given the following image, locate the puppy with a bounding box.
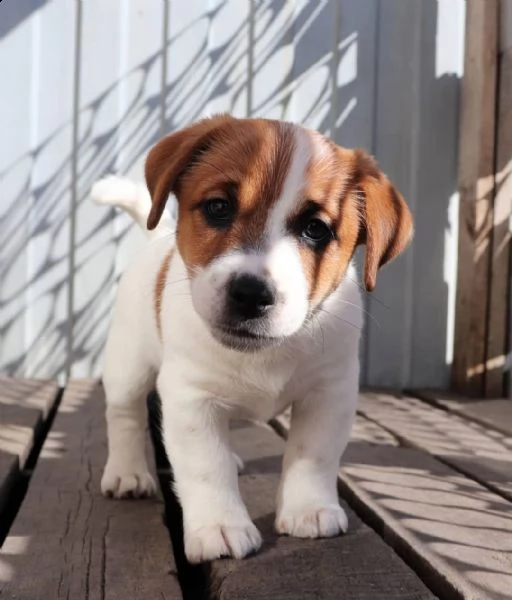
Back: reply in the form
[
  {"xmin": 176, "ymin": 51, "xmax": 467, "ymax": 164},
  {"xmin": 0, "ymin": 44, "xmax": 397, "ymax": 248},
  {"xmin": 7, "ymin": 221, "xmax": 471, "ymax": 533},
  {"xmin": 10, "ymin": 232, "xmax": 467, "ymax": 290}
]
[{"xmin": 91, "ymin": 115, "xmax": 412, "ymax": 564}]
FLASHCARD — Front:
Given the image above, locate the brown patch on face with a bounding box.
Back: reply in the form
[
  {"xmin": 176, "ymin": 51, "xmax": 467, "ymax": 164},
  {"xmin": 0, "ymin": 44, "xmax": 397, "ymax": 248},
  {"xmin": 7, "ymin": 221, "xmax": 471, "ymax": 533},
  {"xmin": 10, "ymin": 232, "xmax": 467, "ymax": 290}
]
[
  {"xmin": 293, "ymin": 138, "xmax": 413, "ymax": 307},
  {"xmin": 292, "ymin": 142, "xmax": 360, "ymax": 307},
  {"xmin": 173, "ymin": 119, "xmax": 295, "ymax": 271},
  {"xmin": 154, "ymin": 248, "xmax": 174, "ymax": 337}
]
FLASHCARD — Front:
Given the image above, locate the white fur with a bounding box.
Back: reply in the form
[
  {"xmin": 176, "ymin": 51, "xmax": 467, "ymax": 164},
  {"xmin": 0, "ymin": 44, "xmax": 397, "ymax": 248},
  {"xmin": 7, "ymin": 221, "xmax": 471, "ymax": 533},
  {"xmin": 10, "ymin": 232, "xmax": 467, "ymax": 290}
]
[{"xmin": 93, "ymin": 132, "xmax": 363, "ymax": 563}]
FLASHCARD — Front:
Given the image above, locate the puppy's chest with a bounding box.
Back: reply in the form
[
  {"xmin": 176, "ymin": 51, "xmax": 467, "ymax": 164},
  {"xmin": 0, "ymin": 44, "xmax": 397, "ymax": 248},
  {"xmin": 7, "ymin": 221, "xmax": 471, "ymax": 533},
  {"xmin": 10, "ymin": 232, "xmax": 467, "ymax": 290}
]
[{"xmin": 199, "ymin": 359, "xmax": 296, "ymax": 420}]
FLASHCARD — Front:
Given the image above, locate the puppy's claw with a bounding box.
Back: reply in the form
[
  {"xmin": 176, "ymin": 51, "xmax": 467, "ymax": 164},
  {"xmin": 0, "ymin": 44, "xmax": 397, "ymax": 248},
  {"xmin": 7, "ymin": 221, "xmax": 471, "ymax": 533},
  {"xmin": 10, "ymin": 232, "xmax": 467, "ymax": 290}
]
[
  {"xmin": 185, "ymin": 522, "xmax": 262, "ymax": 563},
  {"xmin": 276, "ymin": 505, "xmax": 348, "ymax": 538},
  {"xmin": 233, "ymin": 452, "xmax": 244, "ymax": 473},
  {"xmin": 101, "ymin": 467, "xmax": 157, "ymax": 499}
]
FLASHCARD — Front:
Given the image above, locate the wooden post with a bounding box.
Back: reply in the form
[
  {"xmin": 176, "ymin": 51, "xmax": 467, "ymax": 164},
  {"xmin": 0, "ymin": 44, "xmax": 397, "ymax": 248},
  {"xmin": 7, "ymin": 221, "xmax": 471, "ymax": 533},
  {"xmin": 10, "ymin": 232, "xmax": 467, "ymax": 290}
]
[
  {"xmin": 452, "ymin": 0, "xmax": 499, "ymax": 396},
  {"xmin": 486, "ymin": 43, "xmax": 512, "ymax": 397}
]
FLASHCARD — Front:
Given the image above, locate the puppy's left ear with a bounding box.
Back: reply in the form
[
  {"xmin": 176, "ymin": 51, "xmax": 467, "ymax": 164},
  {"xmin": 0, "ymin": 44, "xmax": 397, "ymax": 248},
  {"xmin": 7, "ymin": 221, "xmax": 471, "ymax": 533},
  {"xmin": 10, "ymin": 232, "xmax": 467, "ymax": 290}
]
[
  {"xmin": 354, "ymin": 150, "xmax": 413, "ymax": 291},
  {"xmin": 145, "ymin": 115, "xmax": 233, "ymax": 230}
]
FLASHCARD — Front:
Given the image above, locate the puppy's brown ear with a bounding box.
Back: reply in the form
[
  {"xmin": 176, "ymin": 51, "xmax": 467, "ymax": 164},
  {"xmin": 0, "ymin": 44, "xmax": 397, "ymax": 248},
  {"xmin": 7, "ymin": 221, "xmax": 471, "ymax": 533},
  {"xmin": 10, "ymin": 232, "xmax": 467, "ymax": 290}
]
[
  {"xmin": 354, "ymin": 150, "xmax": 413, "ymax": 291},
  {"xmin": 145, "ymin": 115, "xmax": 233, "ymax": 230}
]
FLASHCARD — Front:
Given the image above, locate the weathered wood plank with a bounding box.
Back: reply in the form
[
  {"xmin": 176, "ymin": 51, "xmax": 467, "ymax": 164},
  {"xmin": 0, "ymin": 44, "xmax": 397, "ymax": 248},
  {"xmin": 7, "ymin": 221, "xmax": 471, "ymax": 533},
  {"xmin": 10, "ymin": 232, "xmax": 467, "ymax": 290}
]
[
  {"xmin": 0, "ymin": 380, "xmax": 181, "ymax": 599},
  {"xmin": 208, "ymin": 420, "xmax": 435, "ymax": 600},
  {"xmin": 276, "ymin": 407, "xmax": 512, "ymax": 599},
  {"xmin": 411, "ymin": 389, "xmax": 512, "ymax": 437},
  {"xmin": 341, "ymin": 419, "xmax": 512, "ymax": 600},
  {"xmin": 486, "ymin": 46, "xmax": 512, "ymax": 396},
  {"xmin": 0, "ymin": 378, "xmax": 59, "ymax": 511},
  {"xmin": 359, "ymin": 392, "xmax": 512, "ymax": 501},
  {"xmin": 453, "ymin": 0, "xmax": 499, "ymax": 396}
]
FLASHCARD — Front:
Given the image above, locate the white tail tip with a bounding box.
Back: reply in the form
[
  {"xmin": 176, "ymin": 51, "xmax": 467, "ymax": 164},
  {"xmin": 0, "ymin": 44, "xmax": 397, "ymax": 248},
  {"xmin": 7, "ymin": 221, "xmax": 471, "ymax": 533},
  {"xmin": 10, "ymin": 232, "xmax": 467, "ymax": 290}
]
[{"xmin": 90, "ymin": 175, "xmax": 140, "ymax": 208}]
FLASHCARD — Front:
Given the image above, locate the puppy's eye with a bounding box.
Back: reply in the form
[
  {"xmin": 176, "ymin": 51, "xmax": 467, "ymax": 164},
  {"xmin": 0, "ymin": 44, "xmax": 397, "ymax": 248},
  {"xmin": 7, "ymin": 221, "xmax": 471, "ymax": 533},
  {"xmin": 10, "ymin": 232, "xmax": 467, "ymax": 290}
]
[
  {"xmin": 202, "ymin": 198, "xmax": 235, "ymax": 227},
  {"xmin": 301, "ymin": 218, "xmax": 334, "ymax": 247}
]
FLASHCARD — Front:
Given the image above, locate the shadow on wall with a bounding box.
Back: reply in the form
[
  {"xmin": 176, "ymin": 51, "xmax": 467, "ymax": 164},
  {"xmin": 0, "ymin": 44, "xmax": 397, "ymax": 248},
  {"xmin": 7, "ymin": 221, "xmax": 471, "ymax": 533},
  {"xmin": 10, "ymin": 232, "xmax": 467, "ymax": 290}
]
[
  {"xmin": 0, "ymin": 0, "xmax": 48, "ymax": 40},
  {"xmin": 0, "ymin": 0, "xmax": 461, "ymax": 390}
]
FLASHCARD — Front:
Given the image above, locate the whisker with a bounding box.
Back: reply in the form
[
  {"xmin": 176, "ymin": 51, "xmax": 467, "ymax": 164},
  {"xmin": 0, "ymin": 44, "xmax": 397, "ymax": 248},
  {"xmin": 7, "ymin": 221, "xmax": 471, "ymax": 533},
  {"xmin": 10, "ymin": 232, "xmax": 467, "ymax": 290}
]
[
  {"xmin": 336, "ymin": 299, "xmax": 381, "ymax": 329},
  {"xmin": 316, "ymin": 307, "xmax": 364, "ymax": 332},
  {"xmin": 346, "ymin": 275, "xmax": 390, "ymax": 310},
  {"xmin": 163, "ymin": 276, "xmax": 191, "ymax": 289},
  {"xmin": 317, "ymin": 315, "xmax": 326, "ymax": 354}
]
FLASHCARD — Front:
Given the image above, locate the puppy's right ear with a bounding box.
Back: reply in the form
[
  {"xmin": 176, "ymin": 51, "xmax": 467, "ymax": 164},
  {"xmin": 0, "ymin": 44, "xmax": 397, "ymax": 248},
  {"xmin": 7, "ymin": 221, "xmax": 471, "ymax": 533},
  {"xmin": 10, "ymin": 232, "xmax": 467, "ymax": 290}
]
[{"xmin": 145, "ymin": 115, "xmax": 233, "ymax": 230}]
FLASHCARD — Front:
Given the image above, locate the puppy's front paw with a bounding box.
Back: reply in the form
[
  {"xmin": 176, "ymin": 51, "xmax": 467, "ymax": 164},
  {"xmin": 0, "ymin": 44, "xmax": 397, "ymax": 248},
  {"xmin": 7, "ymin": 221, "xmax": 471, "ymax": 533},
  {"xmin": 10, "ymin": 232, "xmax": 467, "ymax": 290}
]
[
  {"xmin": 101, "ymin": 464, "xmax": 156, "ymax": 499},
  {"xmin": 185, "ymin": 521, "xmax": 262, "ymax": 563},
  {"xmin": 276, "ymin": 505, "xmax": 348, "ymax": 538}
]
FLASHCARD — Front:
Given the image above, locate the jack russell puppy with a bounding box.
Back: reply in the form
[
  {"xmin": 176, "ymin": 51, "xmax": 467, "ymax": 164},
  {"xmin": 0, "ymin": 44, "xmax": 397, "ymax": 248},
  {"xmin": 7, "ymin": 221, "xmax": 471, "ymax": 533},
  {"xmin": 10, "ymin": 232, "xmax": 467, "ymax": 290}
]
[{"xmin": 91, "ymin": 115, "xmax": 413, "ymax": 564}]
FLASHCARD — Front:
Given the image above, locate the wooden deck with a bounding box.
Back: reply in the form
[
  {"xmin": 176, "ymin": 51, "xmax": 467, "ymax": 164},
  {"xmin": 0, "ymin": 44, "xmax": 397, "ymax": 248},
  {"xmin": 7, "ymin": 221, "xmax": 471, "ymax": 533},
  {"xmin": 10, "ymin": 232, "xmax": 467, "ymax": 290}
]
[{"xmin": 1, "ymin": 379, "xmax": 511, "ymax": 599}]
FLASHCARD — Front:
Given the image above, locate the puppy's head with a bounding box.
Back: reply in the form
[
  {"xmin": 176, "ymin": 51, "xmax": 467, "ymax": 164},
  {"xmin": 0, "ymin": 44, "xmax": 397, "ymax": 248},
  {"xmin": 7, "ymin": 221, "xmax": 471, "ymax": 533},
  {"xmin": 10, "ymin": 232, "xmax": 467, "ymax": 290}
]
[{"xmin": 146, "ymin": 115, "xmax": 412, "ymax": 351}]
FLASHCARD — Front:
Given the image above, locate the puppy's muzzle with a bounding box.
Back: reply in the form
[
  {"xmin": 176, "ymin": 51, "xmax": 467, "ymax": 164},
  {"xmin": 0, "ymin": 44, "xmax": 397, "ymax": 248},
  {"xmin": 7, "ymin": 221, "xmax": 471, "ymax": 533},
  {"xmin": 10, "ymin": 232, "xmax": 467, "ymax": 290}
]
[{"xmin": 227, "ymin": 274, "xmax": 275, "ymax": 321}]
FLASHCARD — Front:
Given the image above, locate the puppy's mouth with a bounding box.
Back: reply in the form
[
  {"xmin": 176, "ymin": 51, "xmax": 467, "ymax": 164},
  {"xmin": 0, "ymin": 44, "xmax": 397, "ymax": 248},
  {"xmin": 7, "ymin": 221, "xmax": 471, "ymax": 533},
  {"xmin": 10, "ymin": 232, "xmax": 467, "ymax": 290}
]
[{"xmin": 212, "ymin": 325, "xmax": 282, "ymax": 352}]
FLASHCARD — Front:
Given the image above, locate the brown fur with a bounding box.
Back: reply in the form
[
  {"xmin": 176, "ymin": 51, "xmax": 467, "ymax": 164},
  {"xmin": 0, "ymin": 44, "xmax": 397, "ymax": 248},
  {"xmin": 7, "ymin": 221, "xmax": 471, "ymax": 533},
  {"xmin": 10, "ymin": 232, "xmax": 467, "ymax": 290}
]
[{"xmin": 155, "ymin": 248, "xmax": 174, "ymax": 336}]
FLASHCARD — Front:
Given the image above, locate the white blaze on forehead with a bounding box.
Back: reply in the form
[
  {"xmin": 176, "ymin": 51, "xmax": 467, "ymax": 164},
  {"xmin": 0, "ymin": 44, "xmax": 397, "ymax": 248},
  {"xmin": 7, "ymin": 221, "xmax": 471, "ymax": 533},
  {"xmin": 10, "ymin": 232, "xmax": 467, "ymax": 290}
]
[
  {"xmin": 265, "ymin": 127, "xmax": 330, "ymax": 241},
  {"xmin": 259, "ymin": 127, "xmax": 331, "ymax": 332}
]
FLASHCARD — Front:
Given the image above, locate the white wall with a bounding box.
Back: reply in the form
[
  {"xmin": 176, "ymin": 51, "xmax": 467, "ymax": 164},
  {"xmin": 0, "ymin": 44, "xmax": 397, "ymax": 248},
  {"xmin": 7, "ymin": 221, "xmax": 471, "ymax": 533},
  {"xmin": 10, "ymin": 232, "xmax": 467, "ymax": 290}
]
[{"xmin": 0, "ymin": 0, "xmax": 465, "ymax": 389}]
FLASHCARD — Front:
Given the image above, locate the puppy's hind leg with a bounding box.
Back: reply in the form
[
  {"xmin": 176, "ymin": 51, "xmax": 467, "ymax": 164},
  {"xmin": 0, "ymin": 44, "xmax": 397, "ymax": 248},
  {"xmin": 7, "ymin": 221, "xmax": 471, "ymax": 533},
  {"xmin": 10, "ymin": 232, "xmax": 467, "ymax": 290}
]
[{"xmin": 100, "ymin": 327, "xmax": 157, "ymax": 499}]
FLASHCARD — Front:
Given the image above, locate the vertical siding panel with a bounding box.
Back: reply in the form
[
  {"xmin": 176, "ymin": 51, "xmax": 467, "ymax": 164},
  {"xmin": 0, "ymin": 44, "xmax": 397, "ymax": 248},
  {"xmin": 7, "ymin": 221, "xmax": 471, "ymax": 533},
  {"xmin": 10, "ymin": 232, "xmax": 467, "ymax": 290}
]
[
  {"xmin": 288, "ymin": 0, "xmax": 335, "ymax": 130},
  {"xmin": 162, "ymin": 0, "xmax": 209, "ymax": 221},
  {"xmin": 365, "ymin": 0, "xmax": 464, "ymax": 390},
  {"xmin": 0, "ymin": 8, "xmax": 37, "ymax": 376},
  {"xmin": 207, "ymin": 0, "xmax": 250, "ymax": 117},
  {"xmin": 409, "ymin": 0, "xmax": 465, "ymax": 388},
  {"xmin": 364, "ymin": 0, "xmax": 422, "ymax": 389},
  {"xmin": 27, "ymin": 0, "xmax": 77, "ymax": 380},
  {"xmin": 333, "ymin": 0, "xmax": 378, "ymax": 149},
  {"xmin": 71, "ymin": 0, "xmax": 124, "ymax": 376},
  {"xmin": 165, "ymin": 0, "xmax": 212, "ymax": 130},
  {"xmin": 251, "ymin": 0, "xmax": 294, "ymax": 119},
  {"xmin": 112, "ymin": 0, "xmax": 166, "ymax": 280}
]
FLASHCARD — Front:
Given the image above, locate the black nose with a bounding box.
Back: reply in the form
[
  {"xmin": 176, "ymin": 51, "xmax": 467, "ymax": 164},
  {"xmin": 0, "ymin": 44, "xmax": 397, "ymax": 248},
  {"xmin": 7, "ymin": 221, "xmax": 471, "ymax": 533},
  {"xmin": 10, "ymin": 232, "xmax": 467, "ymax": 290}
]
[{"xmin": 228, "ymin": 274, "xmax": 275, "ymax": 319}]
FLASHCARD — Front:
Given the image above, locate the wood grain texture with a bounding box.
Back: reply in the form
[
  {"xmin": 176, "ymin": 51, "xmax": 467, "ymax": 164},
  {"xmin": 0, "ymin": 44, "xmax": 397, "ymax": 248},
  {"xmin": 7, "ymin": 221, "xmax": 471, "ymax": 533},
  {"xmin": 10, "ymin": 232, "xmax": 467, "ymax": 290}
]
[
  {"xmin": 0, "ymin": 380, "xmax": 180, "ymax": 600},
  {"xmin": 486, "ymin": 47, "xmax": 512, "ymax": 396},
  {"xmin": 411, "ymin": 389, "xmax": 512, "ymax": 437},
  {"xmin": 277, "ymin": 405, "xmax": 512, "ymax": 600},
  {"xmin": 209, "ymin": 419, "xmax": 435, "ymax": 600},
  {"xmin": 0, "ymin": 378, "xmax": 59, "ymax": 510},
  {"xmin": 453, "ymin": 0, "xmax": 499, "ymax": 396},
  {"xmin": 359, "ymin": 391, "xmax": 512, "ymax": 502}
]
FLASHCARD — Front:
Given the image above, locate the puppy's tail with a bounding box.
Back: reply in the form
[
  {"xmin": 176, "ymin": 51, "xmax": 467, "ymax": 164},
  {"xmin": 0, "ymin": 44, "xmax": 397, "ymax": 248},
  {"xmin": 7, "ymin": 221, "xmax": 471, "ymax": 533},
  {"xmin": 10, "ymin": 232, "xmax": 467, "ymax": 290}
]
[{"xmin": 90, "ymin": 175, "xmax": 174, "ymax": 238}]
